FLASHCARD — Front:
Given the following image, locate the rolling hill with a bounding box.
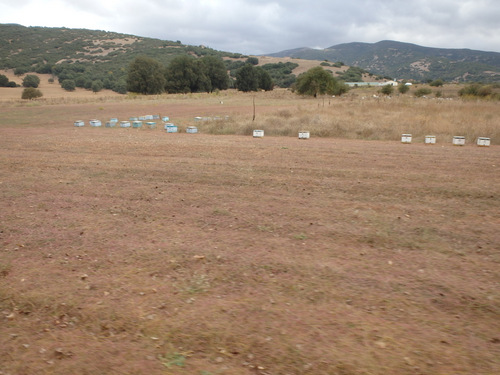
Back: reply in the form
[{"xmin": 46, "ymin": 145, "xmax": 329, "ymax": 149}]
[
  {"xmin": 0, "ymin": 24, "xmax": 387, "ymax": 93},
  {"xmin": 268, "ymin": 40, "xmax": 500, "ymax": 83}
]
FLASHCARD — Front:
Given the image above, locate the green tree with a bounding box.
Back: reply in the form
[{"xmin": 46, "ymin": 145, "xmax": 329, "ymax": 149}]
[
  {"xmin": 429, "ymin": 79, "xmax": 444, "ymax": 87},
  {"xmin": 127, "ymin": 56, "xmax": 166, "ymax": 95},
  {"xmin": 21, "ymin": 87, "xmax": 43, "ymax": 100},
  {"xmin": 61, "ymin": 79, "xmax": 76, "ymax": 91},
  {"xmin": 91, "ymin": 80, "xmax": 103, "ymax": 93},
  {"xmin": 295, "ymin": 67, "xmax": 343, "ymax": 97},
  {"xmin": 0, "ymin": 74, "xmax": 9, "ymax": 87},
  {"xmin": 113, "ymin": 79, "xmax": 127, "ymax": 94},
  {"xmin": 255, "ymin": 67, "xmax": 273, "ymax": 91},
  {"xmin": 200, "ymin": 56, "xmax": 229, "ymax": 92},
  {"xmin": 164, "ymin": 55, "xmax": 202, "ymax": 93},
  {"xmin": 22, "ymin": 74, "xmax": 41, "ymax": 88},
  {"xmin": 235, "ymin": 64, "xmax": 258, "ymax": 92},
  {"xmin": 381, "ymin": 84, "xmax": 394, "ymax": 95},
  {"xmin": 398, "ymin": 83, "xmax": 410, "ymax": 94},
  {"xmin": 246, "ymin": 57, "xmax": 259, "ymax": 65}
]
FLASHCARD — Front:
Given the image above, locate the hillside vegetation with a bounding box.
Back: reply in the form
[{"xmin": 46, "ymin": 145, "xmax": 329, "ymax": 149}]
[
  {"xmin": 0, "ymin": 24, "xmax": 387, "ymax": 95},
  {"xmin": 269, "ymin": 40, "xmax": 500, "ymax": 83}
]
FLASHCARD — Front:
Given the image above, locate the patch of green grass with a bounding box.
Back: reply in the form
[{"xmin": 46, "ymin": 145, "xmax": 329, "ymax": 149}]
[
  {"xmin": 160, "ymin": 352, "xmax": 187, "ymax": 368},
  {"xmin": 293, "ymin": 233, "xmax": 307, "ymax": 240}
]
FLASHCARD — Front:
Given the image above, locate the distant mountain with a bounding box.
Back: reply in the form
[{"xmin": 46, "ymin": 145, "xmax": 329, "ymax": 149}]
[{"xmin": 267, "ymin": 40, "xmax": 500, "ymax": 82}]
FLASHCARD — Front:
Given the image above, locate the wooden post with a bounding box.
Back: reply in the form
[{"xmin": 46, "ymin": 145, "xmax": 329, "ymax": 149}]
[{"xmin": 252, "ymin": 96, "xmax": 256, "ymax": 121}]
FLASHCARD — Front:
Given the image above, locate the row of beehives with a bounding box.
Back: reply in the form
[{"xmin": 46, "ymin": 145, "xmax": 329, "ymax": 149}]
[
  {"xmin": 401, "ymin": 134, "xmax": 491, "ymax": 146},
  {"xmin": 73, "ymin": 118, "xmax": 199, "ymax": 133},
  {"xmin": 254, "ymin": 130, "xmax": 491, "ymax": 145},
  {"xmin": 73, "ymin": 121, "xmax": 492, "ymax": 146}
]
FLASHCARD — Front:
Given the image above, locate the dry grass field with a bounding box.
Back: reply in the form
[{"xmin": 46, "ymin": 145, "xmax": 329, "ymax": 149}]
[{"xmin": 0, "ymin": 88, "xmax": 499, "ymax": 375}]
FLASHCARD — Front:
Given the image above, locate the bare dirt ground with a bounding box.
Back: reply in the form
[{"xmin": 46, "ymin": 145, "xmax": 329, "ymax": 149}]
[{"xmin": 0, "ymin": 97, "xmax": 499, "ymax": 375}]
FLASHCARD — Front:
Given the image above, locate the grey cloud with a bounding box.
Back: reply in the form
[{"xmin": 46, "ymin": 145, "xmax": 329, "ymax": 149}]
[{"xmin": 1, "ymin": 0, "xmax": 499, "ymax": 53}]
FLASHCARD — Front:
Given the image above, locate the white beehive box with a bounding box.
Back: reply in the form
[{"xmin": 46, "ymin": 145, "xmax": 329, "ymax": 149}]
[
  {"xmin": 164, "ymin": 123, "xmax": 178, "ymax": 133},
  {"xmin": 146, "ymin": 121, "xmax": 156, "ymax": 129},
  {"xmin": 425, "ymin": 135, "xmax": 436, "ymax": 144},
  {"xmin": 477, "ymin": 137, "xmax": 490, "ymax": 147},
  {"xmin": 105, "ymin": 121, "xmax": 116, "ymax": 127},
  {"xmin": 453, "ymin": 136, "xmax": 465, "ymax": 146},
  {"xmin": 90, "ymin": 119, "xmax": 101, "ymax": 127},
  {"xmin": 74, "ymin": 120, "xmax": 85, "ymax": 127},
  {"xmin": 186, "ymin": 126, "xmax": 198, "ymax": 134},
  {"xmin": 401, "ymin": 134, "xmax": 412, "ymax": 143},
  {"xmin": 120, "ymin": 121, "xmax": 131, "ymax": 128},
  {"xmin": 298, "ymin": 131, "xmax": 310, "ymax": 139},
  {"xmin": 162, "ymin": 116, "xmax": 170, "ymax": 122},
  {"xmin": 132, "ymin": 121, "xmax": 142, "ymax": 128},
  {"xmin": 253, "ymin": 129, "xmax": 264, "ymax": 138}
]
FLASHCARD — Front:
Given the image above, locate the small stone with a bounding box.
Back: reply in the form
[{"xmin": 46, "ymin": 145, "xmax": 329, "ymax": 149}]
[
  {"xmin": 215, "ymin": 356, "xmax": 224, "ymax": 363},
  {"xmin": 375, "ymin": 341, "xmax": 387, "ymax": 349},
  {"xmin": 404, "ymin": 357, "xmax": 414, "ymax": 366}
]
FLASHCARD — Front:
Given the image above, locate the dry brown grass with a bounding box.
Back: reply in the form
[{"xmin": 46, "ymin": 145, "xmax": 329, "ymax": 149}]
[{"xmin": 1, "ymin": 90, "xmax": 499, "ymax": 375}]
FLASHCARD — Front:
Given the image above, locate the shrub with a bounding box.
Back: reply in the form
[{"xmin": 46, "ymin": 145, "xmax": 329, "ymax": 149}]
[
  {"xmin": 22, "ymin": 74, "xmax": 41, "ymax": 88},
  {"xmin": 0, "ymin": 74, "xmax": 9, "ymax": 87},
  {"xmin": 398, "ymin": 83, "xmax": 410, "ymax": 94},
  {"xmin": 381, "ymin": 84, "xmax": 394, "ymax": 95},
  {"xmin": 414, "ymin": 88, "xmax": 432, "ymax": 97},
  {"xmin": 21, "ymin": 87, "xmax": 43, "ymax": 100},
  {"xmin": 429, "ymin": 79, "xmax": 444, "ymax": 87},
  {"xmin": 61, "ymin": 79, "xmax": 76, "ymax": 91}
]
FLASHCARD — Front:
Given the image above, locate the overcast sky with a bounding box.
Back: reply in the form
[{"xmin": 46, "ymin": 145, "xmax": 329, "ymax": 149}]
[{"xmin": 1, "ymin": 0, "xmax": 499, "ymax": 55}]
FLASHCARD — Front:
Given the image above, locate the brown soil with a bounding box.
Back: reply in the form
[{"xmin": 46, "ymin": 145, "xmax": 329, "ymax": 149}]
[{"xmin": 0, "ymin": 98, "xmax": 499, "ymax": 375}]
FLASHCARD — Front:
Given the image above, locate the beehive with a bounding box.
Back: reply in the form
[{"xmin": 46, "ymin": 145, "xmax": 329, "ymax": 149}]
[
  {"xmin": 298, "ymin": 131, "xmax": 310, "ymax": 139},
  {"xmin": 453, "ymin": 136, "xmax": 465, "ymax": 146},
  {"xmin": 164, "ymin": 123, "xmax": 178, "ymax": 133},
  {"xmin": 146, "ymin": 122, "xmax": 156, "ymax": 129},
  {"xmin": 90, "ymin": 119, "xmax": 102, "ymax": 127},
  {"xmin": 425, "ymin": 135, "xmax": 436, "ymax": 144},
  {"xmin": 120, "ymin": 121, "xmax": 131, "ymax": 128},
  {"xmin": 477, "ymin": 137, "xmax": 490, "ymax": 147},
  {"xmin": 401, "ymin": 134, "xmax": 412, "ymax": 143},
  {"xmin": 74, "ymin": 120, "xmax": 85, "ymax": 127},
  {"xmin": 132, "ymin": 121, "xmax": 142, "ymax": 128},
  {"xmin": 186, "ymin": 126, "xmax": 198, "ymax": 134},
  {"xmin": 253, "ymin": 130, "xmax": 264, "ymax": 138}
]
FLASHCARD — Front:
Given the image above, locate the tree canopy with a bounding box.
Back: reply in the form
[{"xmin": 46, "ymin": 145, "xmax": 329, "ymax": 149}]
[
  {"xmin": 127, "ymin": 56, "xmax": 166, "ymax": 95},
  {"xmin": 22, "ymin": 74, "xmax": 41, "ymax": 88},
  {"xmin": 21, "ymin": 87, "xmax": 43, "ymax": 99},
  {"xmin": 235, "ymin": 64, "xmax": 273, "ymax": 92},
  {"xmin": 295, "ymin": 67, "xmax": 347, "ymax": 97}
]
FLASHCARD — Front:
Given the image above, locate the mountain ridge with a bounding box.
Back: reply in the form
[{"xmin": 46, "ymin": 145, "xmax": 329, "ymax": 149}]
[{"xmin": 267, "ymin": 40, "xmax": 500, "ymax": 82}]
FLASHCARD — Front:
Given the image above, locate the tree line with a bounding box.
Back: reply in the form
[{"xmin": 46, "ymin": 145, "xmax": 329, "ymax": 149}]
[{"xmin": 126, "ymin": 55, "xmax": 273, "ymax": 94}]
